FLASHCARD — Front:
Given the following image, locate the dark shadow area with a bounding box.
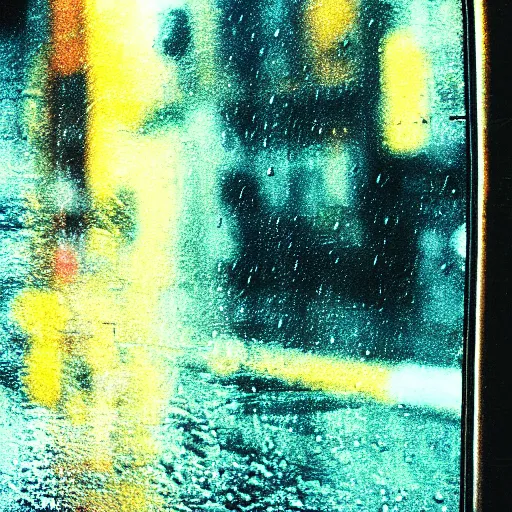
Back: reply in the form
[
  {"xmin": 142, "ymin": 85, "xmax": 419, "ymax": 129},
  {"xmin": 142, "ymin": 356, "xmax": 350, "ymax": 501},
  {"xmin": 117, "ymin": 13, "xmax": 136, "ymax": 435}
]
[
  {"xmin": 0, "ymin": 0, "xmax": 29, "ymax": 33},
  {"xmin": 480, "ymin": 1, "xmax": 512, "ymax": 510}
]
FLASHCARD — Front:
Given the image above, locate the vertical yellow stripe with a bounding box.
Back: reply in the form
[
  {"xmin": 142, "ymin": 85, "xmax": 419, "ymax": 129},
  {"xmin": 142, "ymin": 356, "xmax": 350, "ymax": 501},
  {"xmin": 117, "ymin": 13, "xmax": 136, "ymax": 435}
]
[
  {"xmin": 381, "ymin": 30, "xmax": 431, "ymax": 153},
  {"xmin": 80, "ymin": 1, "xmax": 183, "ymax": 509},
  {"xmin": 473, "ymin": 1, "xmax": 488, "ymax": 509},
  {"xmin": 12, "ymin": 289, "xmax": 71, "ymax": 407}
]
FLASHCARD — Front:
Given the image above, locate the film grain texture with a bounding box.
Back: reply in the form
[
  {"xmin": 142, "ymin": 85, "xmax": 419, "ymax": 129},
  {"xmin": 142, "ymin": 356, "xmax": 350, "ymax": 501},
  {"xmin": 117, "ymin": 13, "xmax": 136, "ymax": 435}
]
[{"xmin": 0, "ymin": 1, "xmax": 467, "ymax": 510}]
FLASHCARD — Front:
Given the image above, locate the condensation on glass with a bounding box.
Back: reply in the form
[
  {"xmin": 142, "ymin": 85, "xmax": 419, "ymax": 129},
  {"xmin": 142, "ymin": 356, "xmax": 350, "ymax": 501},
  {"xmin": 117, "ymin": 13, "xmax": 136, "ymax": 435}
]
[{"xmin": 0, "ymin": 0, "xmax": 467, "ymax": 511}]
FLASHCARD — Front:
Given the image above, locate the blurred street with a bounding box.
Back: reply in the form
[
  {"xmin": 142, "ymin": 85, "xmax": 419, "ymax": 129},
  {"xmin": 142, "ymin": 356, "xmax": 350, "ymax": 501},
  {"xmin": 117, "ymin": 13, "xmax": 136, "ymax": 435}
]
[{"xmin": 0, "ymin": 6, "xmax": 463, "ymax": 511}]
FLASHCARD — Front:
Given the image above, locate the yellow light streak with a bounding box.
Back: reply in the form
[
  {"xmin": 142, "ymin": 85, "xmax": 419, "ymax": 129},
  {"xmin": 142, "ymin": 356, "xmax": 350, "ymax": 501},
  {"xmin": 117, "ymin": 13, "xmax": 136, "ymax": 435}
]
[
  {"xmin": 207, "ymin": 339, "xmax": 392, "ymax": 403},
  {"xmin": 381, "ymin": 29, "xmax": 431, "ymax": 153}
]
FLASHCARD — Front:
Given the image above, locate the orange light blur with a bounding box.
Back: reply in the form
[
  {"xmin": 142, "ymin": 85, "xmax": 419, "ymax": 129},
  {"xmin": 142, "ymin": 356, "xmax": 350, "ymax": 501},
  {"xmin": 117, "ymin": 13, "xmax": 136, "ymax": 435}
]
[
  {"xmin": 53, "ymin": 244, "xmax": 79, "ymax": 284},
  {"xmin": 50, "ymin": 0, "xmax": 86, "ymax": 76}
]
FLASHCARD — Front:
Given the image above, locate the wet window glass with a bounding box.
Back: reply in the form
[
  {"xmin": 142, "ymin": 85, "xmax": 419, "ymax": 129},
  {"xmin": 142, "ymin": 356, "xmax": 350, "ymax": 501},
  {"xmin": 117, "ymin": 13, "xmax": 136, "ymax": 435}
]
[{"xmin": 1, "ymin": 0, "xmax": 468, "ymax": 510}]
